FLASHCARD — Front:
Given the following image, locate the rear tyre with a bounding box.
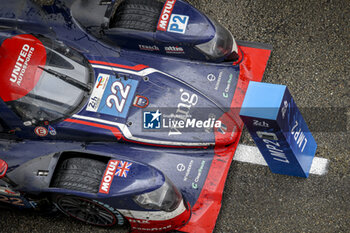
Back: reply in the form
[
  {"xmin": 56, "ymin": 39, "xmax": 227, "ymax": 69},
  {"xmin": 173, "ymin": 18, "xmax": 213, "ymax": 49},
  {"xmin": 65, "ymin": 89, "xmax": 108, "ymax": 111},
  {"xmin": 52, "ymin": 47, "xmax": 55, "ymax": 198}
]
[{"xmin": 110, "ymin": 0, "xmax": 164, "ymax": 31}]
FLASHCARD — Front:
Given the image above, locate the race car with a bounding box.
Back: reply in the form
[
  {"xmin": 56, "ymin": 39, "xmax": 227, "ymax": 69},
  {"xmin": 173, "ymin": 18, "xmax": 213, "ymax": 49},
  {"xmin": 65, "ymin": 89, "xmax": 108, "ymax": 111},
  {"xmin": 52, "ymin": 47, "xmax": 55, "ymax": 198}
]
[{"xmin": 0, "ymin": 0, "xmax": 271, "ymax": 232}]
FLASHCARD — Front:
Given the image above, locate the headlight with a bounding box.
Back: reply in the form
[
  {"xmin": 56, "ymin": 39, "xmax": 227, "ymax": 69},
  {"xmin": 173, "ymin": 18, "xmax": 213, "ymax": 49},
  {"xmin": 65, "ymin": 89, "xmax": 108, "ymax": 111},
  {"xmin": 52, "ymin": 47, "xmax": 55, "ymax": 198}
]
[
  {"xmin": 196, "ymin": 18, "xmax": 238, "ymax": 61},
  {"xmin": 133, "ymin": 177, "xmax": 182, "ymax": 212}
]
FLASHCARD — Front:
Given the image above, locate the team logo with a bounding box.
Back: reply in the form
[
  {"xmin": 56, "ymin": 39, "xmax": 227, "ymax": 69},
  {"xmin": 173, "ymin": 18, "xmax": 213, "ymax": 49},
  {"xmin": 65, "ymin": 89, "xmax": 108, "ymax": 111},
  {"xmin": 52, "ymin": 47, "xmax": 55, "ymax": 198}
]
[
  {"xmin": 143, "ymin": 110, "xmax": 162, "ymax": 129},
  {"xmin": 0, "ymin": 34, "xmax": 46, "ymax": 102}
]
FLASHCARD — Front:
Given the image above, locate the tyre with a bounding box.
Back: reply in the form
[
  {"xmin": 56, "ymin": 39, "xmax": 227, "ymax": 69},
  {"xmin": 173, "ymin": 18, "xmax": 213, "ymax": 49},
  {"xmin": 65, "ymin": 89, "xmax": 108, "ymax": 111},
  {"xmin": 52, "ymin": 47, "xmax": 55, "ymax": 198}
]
[
  {"xmin": 51, "ymin": 157, "xmax": 125, "ymax": 226},
  {"xmin": 110, "ymin": 0, "xmax": 164, "ymax": 31},
  {"xmin": 53, "ymin": 195, "xmax": 125, "ymax": 226},
  {"xmin": 51, "ymin": 157, "xmax": 105, "ymax": 193}
]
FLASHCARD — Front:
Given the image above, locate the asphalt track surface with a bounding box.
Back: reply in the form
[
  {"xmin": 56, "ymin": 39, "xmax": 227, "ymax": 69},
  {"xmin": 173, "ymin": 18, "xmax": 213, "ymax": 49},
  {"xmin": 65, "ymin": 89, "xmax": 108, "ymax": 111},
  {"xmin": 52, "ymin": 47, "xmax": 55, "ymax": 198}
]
[{"xmin": 0, "ymin": 0, "xmax": 349, "ymax": 232}]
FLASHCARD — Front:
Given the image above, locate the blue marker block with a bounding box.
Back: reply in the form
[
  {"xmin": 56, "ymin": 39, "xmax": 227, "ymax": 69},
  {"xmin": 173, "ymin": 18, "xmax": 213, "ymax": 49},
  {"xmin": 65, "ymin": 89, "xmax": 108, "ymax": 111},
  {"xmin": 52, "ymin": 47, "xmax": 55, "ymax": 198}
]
[{"xmin": 239, "ymin": 82, "xmax": 317, "ymax": 178}]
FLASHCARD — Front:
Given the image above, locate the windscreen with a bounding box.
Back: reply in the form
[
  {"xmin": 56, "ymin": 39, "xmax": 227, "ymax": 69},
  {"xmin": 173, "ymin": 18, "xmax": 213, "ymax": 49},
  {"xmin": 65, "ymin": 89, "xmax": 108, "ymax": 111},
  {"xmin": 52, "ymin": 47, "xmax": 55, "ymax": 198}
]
[{"xmin": 0, "ymin": 33, "xmax": 94, "ymax": 125}]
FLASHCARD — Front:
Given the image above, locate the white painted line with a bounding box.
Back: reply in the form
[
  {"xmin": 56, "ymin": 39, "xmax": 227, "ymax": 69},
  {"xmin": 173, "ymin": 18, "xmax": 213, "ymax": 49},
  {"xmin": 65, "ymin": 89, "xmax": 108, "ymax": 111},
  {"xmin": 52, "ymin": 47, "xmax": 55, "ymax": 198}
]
[
  {"xmin": 234, "ymin": 144, "xmax": 267, "ymax": 166},
  {"xmin": 234, "ymin": 144, "xmax": 329, "ymax": 176},
  {"xmin": 310, "ymin": 157, "xmax": 329, "ymax": 176}
]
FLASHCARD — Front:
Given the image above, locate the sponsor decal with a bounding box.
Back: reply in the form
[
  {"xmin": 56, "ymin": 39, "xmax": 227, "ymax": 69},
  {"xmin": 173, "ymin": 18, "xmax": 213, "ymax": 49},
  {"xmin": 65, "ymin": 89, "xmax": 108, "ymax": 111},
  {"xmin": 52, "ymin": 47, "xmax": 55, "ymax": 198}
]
[
  {"xmin": 0, "ymin": 34, "xmax": 46, "ymax": 102},
  {"xmin": 192, "ymin": 160, "xmax": 206, "ymax": 189},
  {"xmin": 87, "ymin": 73, "xmax": 139, "ymax": 118},
  {"xmin": 0, "ymin": 160, "xmax": 7, "ymax": 179},
  {"xmin": 139, "ymin": 45, "xmax": 160, "ymax": 52},
  {"xmin": 168, "ymin": 89, "xmax": 197, "ymax": 136},
  {"xmin": 129, "ymin": 219, "xmax": 151, "ymax": 224},
  {"xmin": 207, "ymin": 74, "xmax": 216, "ymax": 82},
  {"xmin": 183, "ymin": 160, "xmax": 193, "ymax": 182},
  {"xmin": 223, "ymin": 74, "xmax": 233, "ymax": 98},
  {"xmin": 217, "ymin": 123, "xmax": 228, "ymax": 135},
  {"xmin": 168, "ymin": 14, "xmax": 189, "ymax": 34},
  {"xmin": 34, "ymin": 126, "xmax": 48, "ymax": 137},
  {"xmin": 133, "ymin": 95, "xmax": 149, "ymax": 108},
  {"xmin": 169, "ymin": 88, "xmax": 198, "ymax": 136},
  {"xmin": 165, "ymin": 46, "xmax": 184, "ymax": 54},
  {"xmin": 87, "ymin": 73, "xmax": 110, "ymax": 112},
  {"xmin": 214, "ymin": 72, "xmax": 223, "ymax": 90},
  {"xmin": 99, "ymin": 160, "xmax": 119, "ymax": 194},
  {"xmin": 132, "ymin": 225, "xmax": 172, "ymax": 231},
  {"xmin": 176, "ymin": 163, "xmax": 186, "ymax": 172},
  {"xmin": 48, "ymin": 125, "xmax": 57, "ymax": 136},
  {"xmin": 157, "ymin": 0, "xmax": 176, "ymax": 31},
  {"xmin": 115, "ymin": 161, "xmax": 132, "ymax": 178},
  {"xmin": 144, "ymin": 110, "xmax": 162, "ymax": 129}
]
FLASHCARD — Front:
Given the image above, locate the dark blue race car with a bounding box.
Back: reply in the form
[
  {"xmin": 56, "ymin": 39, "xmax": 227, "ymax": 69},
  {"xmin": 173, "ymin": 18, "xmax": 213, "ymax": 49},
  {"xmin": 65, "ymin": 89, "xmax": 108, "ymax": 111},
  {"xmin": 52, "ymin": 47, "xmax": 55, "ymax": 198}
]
[{"xmin": 0, "ymin": 0, "xmax": 271, "ymax": 232}]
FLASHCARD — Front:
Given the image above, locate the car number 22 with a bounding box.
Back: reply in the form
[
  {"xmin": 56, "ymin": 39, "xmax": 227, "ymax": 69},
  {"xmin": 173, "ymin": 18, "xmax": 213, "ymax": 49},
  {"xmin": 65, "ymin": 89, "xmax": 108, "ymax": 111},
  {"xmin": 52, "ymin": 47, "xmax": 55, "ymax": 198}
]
[
  {"xmin": 106, "ymin": 81, "xmax": 131, "ymax": 113},
  {"xmin": 0, "ymin": 194, "xmax": 24, "ymax": 206}
]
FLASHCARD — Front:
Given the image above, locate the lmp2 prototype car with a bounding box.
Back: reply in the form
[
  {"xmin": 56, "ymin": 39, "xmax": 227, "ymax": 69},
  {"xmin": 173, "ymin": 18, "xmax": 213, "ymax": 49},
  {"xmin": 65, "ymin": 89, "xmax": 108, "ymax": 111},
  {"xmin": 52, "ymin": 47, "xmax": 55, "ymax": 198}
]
[{"xmin": 0, "ymin": 0, "xmax": 271, "ymax": 232}]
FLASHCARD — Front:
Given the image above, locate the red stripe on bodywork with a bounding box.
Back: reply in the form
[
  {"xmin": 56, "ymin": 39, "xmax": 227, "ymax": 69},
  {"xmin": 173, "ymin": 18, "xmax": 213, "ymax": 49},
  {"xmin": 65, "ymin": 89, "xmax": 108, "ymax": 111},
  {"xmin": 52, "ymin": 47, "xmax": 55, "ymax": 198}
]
[
  {"xmin": 179, "ymin": 45, "xmax": 272, "ymax": 233},
  {"xmin": 64, "ymin": 118, "xmax": 123, "ymax": 139},
  {"xmin": 89, "ymin": 60, "xmax": 148, "ymax": 71}
]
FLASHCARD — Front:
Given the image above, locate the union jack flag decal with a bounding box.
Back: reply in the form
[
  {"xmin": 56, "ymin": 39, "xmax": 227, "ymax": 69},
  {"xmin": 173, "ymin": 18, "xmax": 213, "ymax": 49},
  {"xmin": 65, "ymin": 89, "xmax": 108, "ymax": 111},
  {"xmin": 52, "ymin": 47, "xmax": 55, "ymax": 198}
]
[{"xmin": 115, "ymin": 160, "xmax": 132, "ymax": 178}]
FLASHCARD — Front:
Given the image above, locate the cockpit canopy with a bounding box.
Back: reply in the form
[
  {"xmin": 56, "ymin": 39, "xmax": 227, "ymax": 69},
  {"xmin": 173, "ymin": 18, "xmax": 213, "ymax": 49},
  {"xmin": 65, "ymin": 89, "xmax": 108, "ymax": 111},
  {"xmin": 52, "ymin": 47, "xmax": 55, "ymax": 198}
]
[{"xmin": 0, "ymin": 33, "xmax": 94, "ymax": 126}]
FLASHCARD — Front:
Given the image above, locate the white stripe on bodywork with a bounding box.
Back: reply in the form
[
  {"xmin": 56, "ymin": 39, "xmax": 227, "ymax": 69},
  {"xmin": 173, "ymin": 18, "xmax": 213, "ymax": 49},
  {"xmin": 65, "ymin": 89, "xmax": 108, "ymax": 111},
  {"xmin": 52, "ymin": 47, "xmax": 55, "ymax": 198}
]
[
  {"xmin": 72, "ymin": 114, "xmax": 214, "ymax": 147},
  {"xmin": 118, "ymin": 200, "xmax": 187, "ymax": 221},
  {"xmin": 234, "ymin": 144, "xmax": 329, "ymax": 176},
  {"xmin": 91, "ymin": 64, "xmax": 166, "ymax": 78}
]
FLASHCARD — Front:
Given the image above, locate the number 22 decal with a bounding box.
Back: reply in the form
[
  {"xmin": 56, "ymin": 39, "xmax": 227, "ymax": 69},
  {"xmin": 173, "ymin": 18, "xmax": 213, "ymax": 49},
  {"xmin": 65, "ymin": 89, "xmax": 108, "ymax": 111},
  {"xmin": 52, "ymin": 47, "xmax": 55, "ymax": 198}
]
[
  {"xmin": 0, "ymin": 194, "xmax": 24, "ymax": 206},
  {"xmin": 106, "ymin": 81, "xmax": 131, "ymax": 113}
]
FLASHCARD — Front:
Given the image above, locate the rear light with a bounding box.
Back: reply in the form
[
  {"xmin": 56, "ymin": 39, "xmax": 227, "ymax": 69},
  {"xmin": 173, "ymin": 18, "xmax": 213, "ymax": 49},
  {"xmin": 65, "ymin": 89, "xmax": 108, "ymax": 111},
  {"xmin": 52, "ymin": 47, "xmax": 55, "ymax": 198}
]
[{"xmin": 0, "ymin": 159, "xmax": 8, "ymax": 178}]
